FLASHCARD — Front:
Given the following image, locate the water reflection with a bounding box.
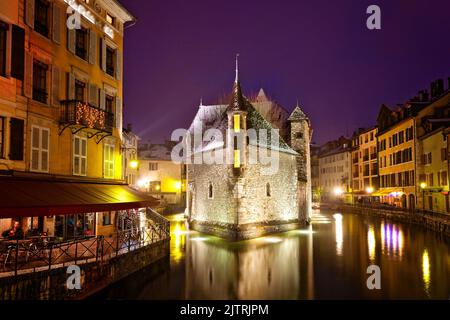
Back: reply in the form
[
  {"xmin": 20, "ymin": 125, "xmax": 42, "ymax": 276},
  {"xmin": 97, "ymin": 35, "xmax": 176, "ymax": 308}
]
[
  {"xmin": 367, "ymin": 226, "xmax": 376, "ymax": 262},
  {"xmin": 99, "ymin": 211, "xmax": 450, "ymax": 299},
  {"xmin": 422, "ymin": 249, "xmax": 431, "ymax": 295},
  {"xmin": 333, "ymin": 213, "xmax": 343, "ymax": 256}
]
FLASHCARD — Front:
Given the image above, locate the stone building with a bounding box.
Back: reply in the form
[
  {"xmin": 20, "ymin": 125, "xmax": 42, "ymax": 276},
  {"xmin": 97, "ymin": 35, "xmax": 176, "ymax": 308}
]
[{"xmin": 185, "ymin": 60, "xmax": 312, "ymax": 240}]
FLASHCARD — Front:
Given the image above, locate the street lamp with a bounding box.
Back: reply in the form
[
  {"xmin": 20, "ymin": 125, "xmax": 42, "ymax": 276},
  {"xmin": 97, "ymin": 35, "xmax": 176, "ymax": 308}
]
[
  {"xmin": 366, "ymin": 186, "xmax": 374, "ymax": 204},
  {"xmin": 420, "ymin": 182, "xmax": 427, "ymax": 210},
  {"xmin": 130, "ymin": 160, "xmax": 139, "ymax": 169},
  {"xmin": 334, "ymin": 187, "xmax": 344, "ymax": 196}
]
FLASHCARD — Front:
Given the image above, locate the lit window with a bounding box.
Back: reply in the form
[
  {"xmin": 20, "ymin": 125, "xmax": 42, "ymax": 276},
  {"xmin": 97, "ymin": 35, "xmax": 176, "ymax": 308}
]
[
  {"xmin": 233, "ymin": 114, "xmax": 240, "ymax": 132},
  {"xmin": 102, "ymin": 212, "xmax": 112, "ymax": 226},
  {"xmin": 106, "ymin": 13, "xmax": 115, "ymax": 25},
  {"xmin": 234, "ymin": 149, "xmax": 240, "ymax": 168}
]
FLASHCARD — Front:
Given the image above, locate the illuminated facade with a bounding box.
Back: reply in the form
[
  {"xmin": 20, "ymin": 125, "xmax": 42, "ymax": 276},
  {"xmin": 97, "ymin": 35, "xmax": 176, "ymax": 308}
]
[
  {"xmin": 137, "ymin": 143, "xmax": 187, "ymax": 212},
  {"xmin": 317, "ymin": 137, "xmax": 352, "ymax": 202},
  {"xmin": 0, "ymin": 0, "xmax": 154, "ymax": 240},
  {"xmin": 185, "ymin": 62, "xmax": 312, "ymax": 240},
  {"xmin": 351, "ymin": 127, "xmax": 379, "ymax": 202},
  {"xmin": 377, "ymin": 79, "xmax": 450, "ymax": 209}
]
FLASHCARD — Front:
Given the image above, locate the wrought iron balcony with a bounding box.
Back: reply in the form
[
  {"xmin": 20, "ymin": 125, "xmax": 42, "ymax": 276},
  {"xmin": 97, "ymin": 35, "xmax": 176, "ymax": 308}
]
[{"xmin": 60, "ymin": 100, "xmax": 114, "ymax": 133}]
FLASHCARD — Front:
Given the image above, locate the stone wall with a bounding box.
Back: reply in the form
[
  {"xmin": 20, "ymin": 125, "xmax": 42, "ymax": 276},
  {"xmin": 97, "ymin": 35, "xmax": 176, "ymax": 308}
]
[
  {"xmin": 188, "ymin": 151, "xmax": 237, "ymax": 225},
  {"xmin": 240, "ymin": 147, "xmax": 299, "ymax": 224}
]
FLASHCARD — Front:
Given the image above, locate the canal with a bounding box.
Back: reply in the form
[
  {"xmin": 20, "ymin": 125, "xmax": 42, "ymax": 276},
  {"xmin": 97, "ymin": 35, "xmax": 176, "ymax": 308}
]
[{"xmin": 96, "ymin": 209, "xmax": 450, "ymax": 299}]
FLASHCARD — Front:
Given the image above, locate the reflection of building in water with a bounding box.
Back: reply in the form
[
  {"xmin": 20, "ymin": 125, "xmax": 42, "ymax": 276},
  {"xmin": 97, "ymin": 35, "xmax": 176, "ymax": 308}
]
[
  {"xmin": 184, "ymin": 233, "xmax": 314, "ymax": 299},
  {"xmin": 380, "ymin": 222, "xmax": 404, "ymax": 258}
]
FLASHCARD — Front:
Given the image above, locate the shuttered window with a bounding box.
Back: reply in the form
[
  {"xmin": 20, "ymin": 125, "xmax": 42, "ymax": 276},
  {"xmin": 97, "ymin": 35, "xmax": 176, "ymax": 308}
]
[
  {"xmin": 9, "ymin": 118, "xmax": 24, "ymax": 160},
  {"xmin": 104, "ymin": 143, "xmax": 114, "ymax": 179},
  {"xmin": 30, "ymin": 126, "xmax": 49, "ymax": 172},
  {"xmin": 73, "ymin": 136, "xmax": 87, "ymax": 176}
]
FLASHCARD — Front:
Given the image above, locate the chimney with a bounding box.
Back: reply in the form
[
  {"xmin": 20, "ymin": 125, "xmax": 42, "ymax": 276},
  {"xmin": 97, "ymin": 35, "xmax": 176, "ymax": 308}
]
[
  {"xmin": 127, "ymin": 123, "xmax": 133, "ymax": 132},
  {"xmin": 430, "ymin": 81, "xmax": 436, "ymax": 98},
  {"xmin": 436, "ymin": 79, "xmax": 444, "ymax": 96}
]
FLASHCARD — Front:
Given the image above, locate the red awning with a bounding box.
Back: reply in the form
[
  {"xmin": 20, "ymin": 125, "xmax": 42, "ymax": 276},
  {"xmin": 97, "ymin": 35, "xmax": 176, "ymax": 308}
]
[{"xmin": 0, "ymin": 178, "xmax": 159, "ymax": 217}]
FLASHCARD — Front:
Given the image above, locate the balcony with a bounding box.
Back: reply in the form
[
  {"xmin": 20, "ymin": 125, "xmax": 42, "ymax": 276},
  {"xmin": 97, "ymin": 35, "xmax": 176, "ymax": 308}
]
[{"xmin": 60, "ymin": 100, "xmax": 114, "ymax": 133}]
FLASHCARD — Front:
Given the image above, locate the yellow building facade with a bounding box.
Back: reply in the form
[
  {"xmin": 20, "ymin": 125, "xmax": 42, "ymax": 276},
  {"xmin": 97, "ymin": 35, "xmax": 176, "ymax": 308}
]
[
  {"xmin": 377, "ymin": 117, "xmax": 416, "ymax": 208},
  {"xmin": 418, "ymin": 128, "xmax": 449, "ymax": 212},
  {"xmin": 351, "ymin": 127, "xmax": 379, "ymax": 202},
  {"xmin": 0, "ymin": 0, "xmax": 151, "ymax": 240}
]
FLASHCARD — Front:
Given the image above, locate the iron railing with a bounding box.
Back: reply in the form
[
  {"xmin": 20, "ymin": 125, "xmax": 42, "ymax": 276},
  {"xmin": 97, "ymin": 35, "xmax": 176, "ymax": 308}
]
[
  {"xmin": 60, "ymin": 100, "xmax": 114, "ymax": 133},
  {"xmin": 0, "ymin": 219, "xmax": 170, "ymax": 277}
]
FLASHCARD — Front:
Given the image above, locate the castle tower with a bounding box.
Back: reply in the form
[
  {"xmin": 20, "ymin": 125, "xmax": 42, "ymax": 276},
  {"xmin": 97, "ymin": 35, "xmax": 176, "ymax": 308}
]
[
  {"xmin": 288, "ymin": 102, "xmax": 312, "ymax": 222},
  {"xmin": 227, "ymin": 55, "xmax": 248, "ymax": 176}
]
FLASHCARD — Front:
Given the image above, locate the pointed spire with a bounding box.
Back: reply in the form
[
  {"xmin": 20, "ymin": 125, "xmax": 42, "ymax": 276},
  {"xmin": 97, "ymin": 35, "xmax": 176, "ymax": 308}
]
[
  {"xmin": 229, "ymin": 54, "xmax": 246, "ymax": 111},
  {"xmin": 235, "ymin": 53, "xmax": 239, "ymax": 83},
  {"xmin": 200, "ymin": 97, "xmax": 203, "ymax": 106}
]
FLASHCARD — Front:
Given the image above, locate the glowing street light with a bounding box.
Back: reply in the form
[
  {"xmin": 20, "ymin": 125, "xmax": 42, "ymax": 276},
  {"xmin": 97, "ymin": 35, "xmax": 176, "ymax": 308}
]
[
  {"xmin": 334, "ymin": 187, "xmax": 344, "ymax": 196},
  {"xmin": 129, "ymin": 160, "xmax": 139, "ymax": 169},
  {"xmin": 366, "ymin": 186, "xmax": 374, "ymax": 194},
  {"xmin": 420, "ymin": 182, "xmax": 427, "ymax": 210}
]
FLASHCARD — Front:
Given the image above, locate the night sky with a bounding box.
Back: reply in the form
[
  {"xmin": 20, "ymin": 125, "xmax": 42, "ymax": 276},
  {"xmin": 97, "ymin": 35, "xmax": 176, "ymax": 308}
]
[{"xmin": 119, "ymin": 0, "xmax": 450, "ymax": 144}]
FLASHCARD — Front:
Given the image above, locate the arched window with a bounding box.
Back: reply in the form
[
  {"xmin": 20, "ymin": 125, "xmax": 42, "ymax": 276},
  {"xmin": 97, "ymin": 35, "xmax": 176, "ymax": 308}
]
[
  {"xmin": 208, "ymin": 182, "xmax": 213, "ymax": 199},
  {"xmin": 266, "ymin": 183, "xmax": 271, "ymax": 197}
]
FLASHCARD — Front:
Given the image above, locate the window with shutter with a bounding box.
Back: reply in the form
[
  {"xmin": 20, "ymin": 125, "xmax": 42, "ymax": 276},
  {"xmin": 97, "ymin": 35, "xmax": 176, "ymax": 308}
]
[
  {"xmin": 30, "ymin": 126, "xmax": 49, "ymax": 172},
  {"xmin": 9, "ymin": 118, "xmax": 24, "ymax": 160},
  {"xmin": 104, "ymin": 143, "xmax": 114, "ymax": 178},
  {"xmin": 73, "ymin": 136, "xmax": 87, "ymax": 176},
  {"xmin": 52, "ymin": 3, "xmax": 61, "ymax": 44}
]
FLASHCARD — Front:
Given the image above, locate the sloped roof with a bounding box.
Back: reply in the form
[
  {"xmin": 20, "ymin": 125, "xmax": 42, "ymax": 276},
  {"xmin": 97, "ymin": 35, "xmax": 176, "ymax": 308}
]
[
  {"xmin": 187, "ymin": 94, "xmax": 296, "ymax": 155},
  {"xmin": 288, "ymin": 104, "xmax": 309, "ymax": 121}
]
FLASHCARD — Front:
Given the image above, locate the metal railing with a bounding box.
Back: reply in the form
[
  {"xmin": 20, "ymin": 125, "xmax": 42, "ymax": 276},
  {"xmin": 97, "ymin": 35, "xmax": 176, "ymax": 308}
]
[
  {"xmin": 60, "ymin": 100, "xmax": 114, "ymax": 133},
  {"xmin": 0, "ymin": 219, "xmax": 170, "ymax": 277},
  {"xmin": 323, "ymin": 201, "xmax": 450, "ymax": 220}
]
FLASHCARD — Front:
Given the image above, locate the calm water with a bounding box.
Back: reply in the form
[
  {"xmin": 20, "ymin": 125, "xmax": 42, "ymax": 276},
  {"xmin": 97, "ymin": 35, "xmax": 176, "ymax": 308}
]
[{"xmin": 98, "ymin": 210, "xmax": 450, "ymax": 299}]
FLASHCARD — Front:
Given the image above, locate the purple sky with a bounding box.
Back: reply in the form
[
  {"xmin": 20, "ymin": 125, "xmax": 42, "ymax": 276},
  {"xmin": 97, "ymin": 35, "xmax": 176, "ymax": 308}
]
[{"xmin": 119, "ymin": 0, "xmax": 450, "ymax": 144}]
